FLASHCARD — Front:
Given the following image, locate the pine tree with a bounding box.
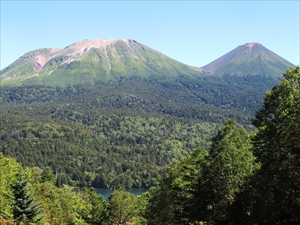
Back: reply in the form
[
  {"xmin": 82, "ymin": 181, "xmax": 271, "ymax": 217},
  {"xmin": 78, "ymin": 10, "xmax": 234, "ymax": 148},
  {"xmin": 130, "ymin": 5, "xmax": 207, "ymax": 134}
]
[{"xmin": 2, "ymin": 173, "xmax": 44, "ymax": 225}]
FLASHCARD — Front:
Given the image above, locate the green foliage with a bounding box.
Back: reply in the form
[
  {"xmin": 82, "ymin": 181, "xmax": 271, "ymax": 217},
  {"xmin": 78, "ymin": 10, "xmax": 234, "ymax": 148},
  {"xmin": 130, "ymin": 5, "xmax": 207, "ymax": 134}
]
[
  {"xmin": 1, "ymin": 45, "xmax": 296, "ymax": 225},
  {"xmin": 146, "ymin": 148, "xmax": 208, "ymax": 225},
  {"xmin": 0, "ymin": 154, "xmax": 107, "ymax": 225},
  {"xmin": 0, "ymin": 153, "xmax": 21, "ymax": 218},
  {"xmin": 1, "ymin": 172, "xmax": 44, "ymax": 225},
  {"xmin": 145, "ymin": 120, "xmax": 256, "ymax": 225},
  {"xmin": 200, "ymin": 119, "xmax": 256, "ymax": 224},
  {"xmin": 0, "ymin": 111, "xmax": 217, "ymax": 189},
  {"xmin": 0, "ymin": 66, "xmax": 298, "ymax": 225},
  {"xmin": 0, "ymin": 75, "xmax": 266, "ymax": 125},
  {"xmin": 33, "ymin": 182, "xmax": 82, "ymax": 224},
  {"xmin": 78, "ymin": 188, "xmax": 108, "ymax": 225},
  {"xmin": 134, "ymin": 192, "xmax": 150, "ymax": 225},
  {"xmin": 106, "ymin": 188, "xmax": 137, "ymax": 225},
  {"xmin": 232, "ymin": 67, "xmax": 300, "ymax": 224},
  {"xmin": 0, "ymin": 72, "xmax": 272, "ymax": 189},
  {"xmin": 25, "ymin": 167, "xmax": 108, "ymax": 225}
]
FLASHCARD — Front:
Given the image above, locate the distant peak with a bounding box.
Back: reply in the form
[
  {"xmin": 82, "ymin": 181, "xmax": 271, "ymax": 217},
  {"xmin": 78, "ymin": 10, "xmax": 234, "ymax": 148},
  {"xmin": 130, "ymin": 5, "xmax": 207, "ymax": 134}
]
[{"xmin": 240, "ymin": 42, "xmax": 261, "ymax": 48}]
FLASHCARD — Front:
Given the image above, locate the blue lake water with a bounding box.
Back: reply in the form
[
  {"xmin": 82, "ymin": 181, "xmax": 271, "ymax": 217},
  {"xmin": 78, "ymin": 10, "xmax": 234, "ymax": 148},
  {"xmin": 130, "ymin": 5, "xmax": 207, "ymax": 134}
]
[{"xmin": 96, "ymin": 188, "xmax": 148, "ymax": 199}]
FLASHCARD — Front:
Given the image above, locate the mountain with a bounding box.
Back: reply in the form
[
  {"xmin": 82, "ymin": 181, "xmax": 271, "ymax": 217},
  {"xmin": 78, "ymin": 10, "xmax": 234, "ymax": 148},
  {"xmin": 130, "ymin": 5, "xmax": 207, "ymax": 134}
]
[
  {"xmin": 202, "ymin": 42, "xmax": 295, "ymax": 78},
  {"xmin": 0, "ymin": 39, "xmax": 204, "ymax": 87},
  {"xmin": 0, "ymin": 39, "xmax": 296, "ymax": 122},
  {"xmin": 0, "ymin": 39, "xmax": 296, "ymax": 188},
  {"xmin": 1, "ymin": 40, "xmax": 295, "ymax": 87}
]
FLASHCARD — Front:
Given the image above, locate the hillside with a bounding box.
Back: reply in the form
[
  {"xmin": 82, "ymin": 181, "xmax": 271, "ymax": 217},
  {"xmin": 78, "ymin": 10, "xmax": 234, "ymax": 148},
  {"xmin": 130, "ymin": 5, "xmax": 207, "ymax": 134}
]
[
  {"xmin": 0, "ymin": 39, "xmax": 204, "ymax": 87},
  {"xmin": 202, "ymin": 42, "xmax": 294, "ymax": 78},
  {"xmin": 0, "ymin": 39, "xmax": 296, "ymax": 188},
  {"xmin": 0, "ymin": 111, "xmax": 218, "ymax": 188}
]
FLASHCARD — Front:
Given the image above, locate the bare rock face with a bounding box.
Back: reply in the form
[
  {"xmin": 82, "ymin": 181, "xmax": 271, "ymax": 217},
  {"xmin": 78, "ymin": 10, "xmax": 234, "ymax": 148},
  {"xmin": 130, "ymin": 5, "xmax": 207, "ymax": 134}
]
[{"xmin": 34, "ymin": 55, "xmax": 47, "ymax": 71}]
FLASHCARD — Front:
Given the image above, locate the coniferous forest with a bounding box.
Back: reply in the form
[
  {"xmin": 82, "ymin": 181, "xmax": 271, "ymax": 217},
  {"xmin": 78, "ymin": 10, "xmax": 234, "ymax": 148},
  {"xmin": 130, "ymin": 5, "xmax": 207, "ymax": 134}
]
[
  {"xmin": 0, "ymin": 74, "xmax": 270, "ymax": 189},
  {"xmin": 0, "ymin": 67, "xmax": 299, "ymax": 224}
]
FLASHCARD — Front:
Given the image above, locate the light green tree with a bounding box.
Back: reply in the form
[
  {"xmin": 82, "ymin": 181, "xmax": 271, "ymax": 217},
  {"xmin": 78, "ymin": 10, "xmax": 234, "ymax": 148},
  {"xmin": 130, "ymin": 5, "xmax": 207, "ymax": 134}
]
[
  {"xmin": 106, "ymin": 187, "xmax": 136, "ymax": 225},
  {"xmin": 0, "ymin": 153, "xmax": 21, "ymax": 221},
  {"xmin": 79, "ymin": 188, "xmax": 108, "ymax": 225}
]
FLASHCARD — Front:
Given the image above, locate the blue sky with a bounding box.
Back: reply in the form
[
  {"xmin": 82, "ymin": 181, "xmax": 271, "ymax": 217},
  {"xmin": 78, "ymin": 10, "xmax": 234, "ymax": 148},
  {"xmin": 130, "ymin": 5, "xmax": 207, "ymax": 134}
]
[{"xmin": 1, "ymin": 1, "xmax": 299, "ymax": 70}]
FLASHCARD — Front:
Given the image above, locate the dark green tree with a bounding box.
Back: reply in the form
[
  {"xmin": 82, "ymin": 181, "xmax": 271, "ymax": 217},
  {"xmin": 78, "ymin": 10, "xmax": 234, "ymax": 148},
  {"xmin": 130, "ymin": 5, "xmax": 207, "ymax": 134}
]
[
  {"xmin": 234, "ymin": 67, "xmax": 300, "ymax": 224},
  {"xmin": 40, "ymin": 167, "xmax": 56, "ymax": 184},
  {"xmin": 200, "ymin": 119, "xmax": 256, "ymax": 224},
  {"xmin": 146, "ymin": 148, "xmax": 208, "ymax": 225},
  {"xmin": 1, "ymin": 173, "xmax": 44, "ymax": 225},
  {"xmin": 134, "ymin": 191, "xmax": 150, "ymax": 225}
]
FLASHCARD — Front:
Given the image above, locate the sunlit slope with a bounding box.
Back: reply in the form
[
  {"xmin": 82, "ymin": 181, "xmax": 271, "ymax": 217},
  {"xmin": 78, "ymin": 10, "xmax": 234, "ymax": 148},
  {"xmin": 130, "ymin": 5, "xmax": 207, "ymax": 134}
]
[
  {"xmin": 1, "ymin": 39, "xmax": 204, "ymax": 87},
  {"xmin": 202, "ymin": 42, "xmax": 295, "ymax": 78}
]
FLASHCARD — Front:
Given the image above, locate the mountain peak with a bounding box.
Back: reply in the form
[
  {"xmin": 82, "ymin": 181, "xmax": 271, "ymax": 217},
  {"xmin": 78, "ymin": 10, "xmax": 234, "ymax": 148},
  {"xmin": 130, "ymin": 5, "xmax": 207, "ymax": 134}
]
[
  {"xmin": 239, "ymin": 42, "xmax": 260, "ymax": 48},
  {"xmin": 202, "ymin": 42, "xmax": 294, "ymax": 77},
  {"xmin": 61, "ymin": 38, "xmax": 142, "ymax": 55},
  {"xmin": 0, "ymin": 38, "xmax": 203, "ymax": 86},
  {"xmin": 64, "ymin": 38, "xmax": 122, "ymax": 51}
]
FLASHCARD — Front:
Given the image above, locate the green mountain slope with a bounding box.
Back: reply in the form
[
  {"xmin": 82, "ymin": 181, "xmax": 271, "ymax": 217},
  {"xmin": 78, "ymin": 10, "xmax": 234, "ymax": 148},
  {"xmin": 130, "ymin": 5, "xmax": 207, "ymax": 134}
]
[
  {"xmin": 0, "ymin": 39, "xmax": 204, "ymax": 87},
  {"xmin": 202, "ymin": 42, "xmax": 295, "ymax": 78},
  {"xmin": 0, "ymin": 39, "xmax": 296, "ymax": 189}
]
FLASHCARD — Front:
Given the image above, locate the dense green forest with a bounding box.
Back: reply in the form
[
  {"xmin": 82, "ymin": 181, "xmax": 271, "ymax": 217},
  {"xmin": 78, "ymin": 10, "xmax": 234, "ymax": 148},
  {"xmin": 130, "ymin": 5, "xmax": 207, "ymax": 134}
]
[
  {"xmin": 0, "ymin": 112, "xmax": 218, "ymax": 188},
  {"xmin": 0, "ymin": 74, "xmax": 279, "ymax": 188},
  {"xmin": 0, "ymin": 67, "xmax": 299, "ymax": 224},
  {"xmin": 0, "ymin": 75, "xmax": 277, "ymax": 123}
]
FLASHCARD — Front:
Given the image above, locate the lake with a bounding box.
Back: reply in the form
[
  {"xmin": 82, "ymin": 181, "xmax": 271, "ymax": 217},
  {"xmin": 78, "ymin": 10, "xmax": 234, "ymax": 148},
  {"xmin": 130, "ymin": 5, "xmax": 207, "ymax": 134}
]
[{"xmin": 96, "ymin": 188, "xmax": 148, "ymax": 199}]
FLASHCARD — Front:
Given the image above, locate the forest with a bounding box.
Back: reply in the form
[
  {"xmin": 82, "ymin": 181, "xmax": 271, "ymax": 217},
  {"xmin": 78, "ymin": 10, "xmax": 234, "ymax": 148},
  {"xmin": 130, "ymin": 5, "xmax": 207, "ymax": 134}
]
[
  {"xmin": 0, "ymin": 73, "xmax": 278, "ymax": 188},
  {"xmin": 0, "ymin": 67, "xmax": 299, "ymax": 224}
]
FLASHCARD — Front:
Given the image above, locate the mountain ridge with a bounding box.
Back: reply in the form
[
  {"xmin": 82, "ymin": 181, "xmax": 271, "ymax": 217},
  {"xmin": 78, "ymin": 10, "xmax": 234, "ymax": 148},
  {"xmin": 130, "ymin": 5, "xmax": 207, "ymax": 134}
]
[
  {"xmin": 0, "ymin": 39, "xmax": 295, "ymax": 87},
  {"xmin": 0, "ymin": 38, "xmax": 204, "ymax": 86}
]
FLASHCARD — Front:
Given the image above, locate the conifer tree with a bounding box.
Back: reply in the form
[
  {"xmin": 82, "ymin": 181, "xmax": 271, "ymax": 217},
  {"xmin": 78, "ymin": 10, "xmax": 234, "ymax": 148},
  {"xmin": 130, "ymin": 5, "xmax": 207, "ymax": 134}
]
[{"xmin": 1, "ymin": 173, "xmax": 44, "ymax": 225}]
